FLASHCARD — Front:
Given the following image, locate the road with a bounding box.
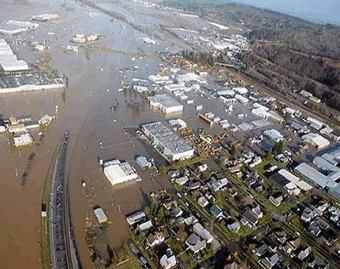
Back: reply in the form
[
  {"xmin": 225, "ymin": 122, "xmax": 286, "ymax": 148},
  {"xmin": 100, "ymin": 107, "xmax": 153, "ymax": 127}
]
[{"xmin": 49, "ymin": 131, "xmax": 83, "ymax": 269}]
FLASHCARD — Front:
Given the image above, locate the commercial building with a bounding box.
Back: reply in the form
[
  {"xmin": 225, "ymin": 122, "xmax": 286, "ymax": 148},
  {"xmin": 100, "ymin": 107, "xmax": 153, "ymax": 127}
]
[
  {"xmin": 13, "ymin": 133, "xmax": 33, "ymax": 147},
  {"xmin": 0, "ymin": 21, "xmax": 38, "ymax": 35},
  {"xmin": 302, "ymin": 133, "xmax": 330, "ymax": 150},
  {"xmin": 263, "ymin": 129, "xmax": 283, "ymax": 143},
  {"xmin": 147, "ymin": 94, "xmax": 183, "ymax": 114},
  {"xmin": 0, "ymin": 39, "xmax": 29, "ymax": 72},
  {"xmin": 136, "ymin": 156, "xmax": 151, "ymax": 170},
  {"xmin": 142, "ymin": 122, "xmax": 194, "ymax": 161},
  {"xmin": 103, "ymin": 159, "xmax": 139, "ymax": 186},
  {"xmin": 295, "ymin": 163, "xmax": 337, "ymax": 189}
]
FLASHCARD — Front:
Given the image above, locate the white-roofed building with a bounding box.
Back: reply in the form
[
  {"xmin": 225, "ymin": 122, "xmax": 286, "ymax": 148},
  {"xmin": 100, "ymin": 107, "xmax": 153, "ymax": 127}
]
[
  {"xmin": 103, "ymin": 159, "xmax": 139, "ymax": 186},
  {"xmin": 160, "ymin": 249, "xmax": 176, "ymax": 269},
  {"xmin": 302, "ymin": 133, "xmax": 330, "ymax": 150},
  {"xmin": 13, "ymin": 133, "xmax": 33, "ymax": 147},
  {"xmin": 94, "ymin": 208, "xmax": 108, "ymax": 223},
  {"xmin": 263, "ymin": 129, "xmax": 284, "ymax": 143},
  {"xmin": 232, "ymin": 86, "xmax": 248, "ymax": 95},
  {"xmin": 193, "ymin": 223, "xmax": 214, "ymax": 244},
  {"xmin": 235, "ymin": 94, "xmax": 249, "ymax": 105},
  {"xmin": 147, "ymin": 94, "xmax": 183, "ymax": 114},
  {"xmin": 295, "ymin": 163, "xmax": 337, "ymax": 189}
]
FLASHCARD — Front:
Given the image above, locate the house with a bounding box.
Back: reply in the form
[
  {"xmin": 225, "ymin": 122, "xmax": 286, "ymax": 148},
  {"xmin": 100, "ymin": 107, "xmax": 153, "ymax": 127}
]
[
  {"xmin": 210, "ymin": 205, "xmax": 224, "ymax": 219},
  {"xmin": 269, "ymin": 193, "xmax": 283, "ymax": 207},
  {"xmin": 273, "ymin": 230, "xmax": 287, "ymax": 244},
  {"xmin": 136, "ymin": 156, "xmax": 151, "ymax": 169},
  {"xmin": 227, "ymin": 220, "xmax": 240, "ymax": 233},
  {"xmin": 252, "ymin": 205, "xmax": 263, "ymax": 219},
  {"xmin": 284, "ymin": 237, "xmax": 301, "ymax": 254},
  {"xmin": 297, "ymin": 246, "xmax": 311, "ymax": 261},
  {"xmin": 146, "ymin": 231, "xmax": 165, "ymax": 248},
  {"xmin": 170, "ymin": 206, "xmax": 183, "ymax": 218},
  {"xmin": 163, "ymin": 200, "xmax": 177, "ymax": 211},
  {"xmin": 252, "ymin": 243, "xmax": 268, "ymax": 257},
  {"xmin": 186, "ymin": 233, "xmax": 206, "ymax": 253},
  {"xmin": 317, "ymin": 217, "xmax": 330, "ymax": 230},
  {"xmin": 160, "ymin": 248, "xmax": 176, "ymax": 269},
  {"xmin": 198, "ymin": 196, "xmax": 209, "ymax": 208},
  {"xmin": 187, "ymin": 182, "xmax": 201, "ymax": 191},
  {"xmin": 301, "ymin": 207, "xmax": 314, "ymax": 223},
  {"xmin": 229, "ymin": 163, "xmax": 242, "ymax": 173},
  {"xmin": 243, "ymin": 209, "xmax": 258, "ymax": 226},
  {"xmin": 260, "ymin": 253, "xmax": 279, "ymax": 269},
  {"xmin": 16, "ymin": 115, "xmax": 32, "ymax": 123},
  {"xmin": 193, "ymin": 223, "xmax": 214, "ymax": 243},
  {"xmin": 39, "ymin": 115, "xmax": 53, "ymax": 125},
  {"xmin": 137, "ymin": 220, "xmax": 153, "ymax": 232},
  {"xmin": 175, "ymin": 176, "xmax": 189, "ymax": 185}
]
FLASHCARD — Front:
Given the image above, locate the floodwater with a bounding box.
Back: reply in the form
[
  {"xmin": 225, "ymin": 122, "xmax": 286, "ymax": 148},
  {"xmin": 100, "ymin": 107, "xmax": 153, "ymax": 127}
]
[{"xmin": 0, "ymin": 0, "xmax": 243, "ymax": 268}]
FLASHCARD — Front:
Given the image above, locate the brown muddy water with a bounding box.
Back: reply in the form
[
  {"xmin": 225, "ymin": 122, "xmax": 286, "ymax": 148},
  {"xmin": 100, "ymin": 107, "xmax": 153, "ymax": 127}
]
[{"xmin": 0, "ymin": 0, "xmax": 231, "ymax": 268}]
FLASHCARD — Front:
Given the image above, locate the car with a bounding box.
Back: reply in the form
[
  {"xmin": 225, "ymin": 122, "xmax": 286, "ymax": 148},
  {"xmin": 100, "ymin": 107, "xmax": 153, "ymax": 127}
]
[{"xmin": 139, "ymin": 256, "xmax": 147, "ymax": 265}]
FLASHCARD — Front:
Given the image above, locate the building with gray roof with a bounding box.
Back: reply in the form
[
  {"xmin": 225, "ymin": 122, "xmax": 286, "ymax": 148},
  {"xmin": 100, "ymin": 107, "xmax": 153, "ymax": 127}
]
[{"xmin": 142, "ymin": 121, "xmax": 194, "ymax": 161}]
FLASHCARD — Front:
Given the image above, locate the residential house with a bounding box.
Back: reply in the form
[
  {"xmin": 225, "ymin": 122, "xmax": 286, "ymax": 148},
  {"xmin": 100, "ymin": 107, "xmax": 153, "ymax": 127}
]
[
  {"xmin": 160, "ymin": 248, "xmax": 176, "ymax": 269},
  {"xmin": 146, "ymin": 231, "xmax": 165, "ymax": 248},
  {"xmin": 308, "ymin": 221, "xmax": 321, "ymax": 236},
  {"xmin": 193, "ymin": 223, "xmax": 214, "ymax": 243},
  {"xmin": 297, "ymin": 246, "xmax": 311, "ymax": 261},
  {"xmin": 252, "ymin": 205, "xmax": 263, "ymax": 219},
  {"xmin": 284, "ymin": 237, "xmax": 301, "ymax": 254},
  {"xmin": 175, "ymin": 176, "xmax": 189, "ymax": 186},
  {"xmin": 317, "ymin": 217, "xmax": 330, "ymax": 230},
  {"xmin": 269, "ymin": 193, "xmax": 283, "ymax": 207},
  {"xmin": 170, "ymin": 206, "xmax": 183, "ymax": 218},
  {"xmin": 252, "ymin": 243, "xmax": 268, "ymax": 257},
  {"xmin": 301, "ymin": 207, "xmax": 314, "ymax": 223},
  {"xmin": 243, "ymin": 208, "xmax": 258, "ymax": 226},
  {"xmin": 273, "ymin": 230, "xmax": 287, "ymax": 244},
  {"xmin": 260, "ymin": 253, "xmax": 279, "ymax": 269},
  {"xmin": 198, "ymin": 196, "xmax": 209, "ymax": 208},
  {"xmin": 210, "ymin": 205, "xmax": 224, "ymax": 219},
  {"xmin": 186, "ymin": 234, "xmax": 206, "ymax": 253},
  {"xmin": 137, "ymin": 220, "xmax": 153, "ymax": 232},
  {"xmin": 227, "ymin": 220, "xmax": 240, "ymax": 233}
]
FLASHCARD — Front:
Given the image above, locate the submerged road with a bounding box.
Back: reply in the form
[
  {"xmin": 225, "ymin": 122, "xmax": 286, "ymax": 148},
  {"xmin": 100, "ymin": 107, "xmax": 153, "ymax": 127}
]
[{"xmin": 49, "ymin": 131, "xmax": 82, "ymax": 269}]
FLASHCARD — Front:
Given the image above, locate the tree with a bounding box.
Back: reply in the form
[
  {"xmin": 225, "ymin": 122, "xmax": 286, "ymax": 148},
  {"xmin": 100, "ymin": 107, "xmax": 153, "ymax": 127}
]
[
  {"xmin": 272, "ymin": 140, "xmax": 284, "ymax": 155},
  {"xmin": 265, "ymin": 150, "xmax": 272, "ymax": 161}
]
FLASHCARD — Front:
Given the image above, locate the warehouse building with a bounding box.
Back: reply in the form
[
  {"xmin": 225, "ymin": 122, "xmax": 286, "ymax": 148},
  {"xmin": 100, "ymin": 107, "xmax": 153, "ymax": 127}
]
[
  {"xmin": 302, "ymin": 133, "xmax": 330, "ymax": 150},
  {"xmin": 142, "ymin": 122, "xmax": 194, "ymax": 161},
  {"xmin": 103, "ymin": 159, "xmax": 139, "ymax": 186},
  {"xmin": 0, "ymin": 39, "xmax": 29, "ymax": 72},
  {"xmin": 263, "ymin": 129, "xmax": 284, "ymax": 143},
  {"xmin": 295, "ymin": 163, "xmax": 337, "ymax": 189},
  {"xmin": 147, "ymin": 94, "xmax": 183, "ymax": 114},
  {"xmin": 13, "ymin": 133, "xmax": 33, "ymax": 147}
]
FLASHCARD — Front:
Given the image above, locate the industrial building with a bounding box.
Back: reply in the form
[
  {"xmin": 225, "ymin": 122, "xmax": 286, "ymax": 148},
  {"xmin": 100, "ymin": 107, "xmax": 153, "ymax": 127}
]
[
  {"xmin": 302, "ymin": 133, "xmax": 330, "ymax": 150},
  {"xmin": 147, "ymin": 94, "xmax": 183, "ymax": 114},
  {"xmin": 136, "ymin": 156, "xmax": 151, "ymax": 170},
  {"xmin": 103, "ymin": 159, "xmax": 139, "ymax": 186},
  {"xmin": 295, "ymin": 163, "xmax": 337, "ymax": 189},
  {"xmin": 263, "ymin": 129, "xmax": 284, "ymax": 143},
  {"xmin": 142, "ymin": 122, "xmax": 195, "ymax": 161},
  {"xmin": 0, "ymin": 21, "xmax": 38, "ymax": 35},
  {"xmin": 0, "ymin": 39, "xmax": 29, "ymax": 72},
  {"xmin": 13, "ymin": 133, "xmax": 33, "ymax": 147}
]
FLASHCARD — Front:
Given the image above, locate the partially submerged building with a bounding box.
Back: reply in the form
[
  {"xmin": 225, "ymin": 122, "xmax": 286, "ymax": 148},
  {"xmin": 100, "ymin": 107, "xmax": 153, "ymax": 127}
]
[
  {"xmin": 94, "ymin": 207, "xmax": 108, "ymax": 223},
  {"xmin": 103, "ymin": 159, "xmax": 139, "ymax": 186},
  {"xmin": 142, "ymin": 122, "xmax": 194, "ymax": 161},
  {"xmin": 147, "ymin": 94, "xmax": 183, "ymax": 114}
]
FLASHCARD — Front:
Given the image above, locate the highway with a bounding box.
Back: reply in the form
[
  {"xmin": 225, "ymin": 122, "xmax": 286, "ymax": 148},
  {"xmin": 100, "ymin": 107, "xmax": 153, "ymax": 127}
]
[{"xmin": 49, "ymin": 131, "xmax": 82, "ymax": 269}]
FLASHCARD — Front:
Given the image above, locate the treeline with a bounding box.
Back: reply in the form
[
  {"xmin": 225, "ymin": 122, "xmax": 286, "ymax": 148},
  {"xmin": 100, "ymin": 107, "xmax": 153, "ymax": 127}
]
[{"xmin": 181, "ymin": 50, "xmax": 215, "ymax": 66}]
